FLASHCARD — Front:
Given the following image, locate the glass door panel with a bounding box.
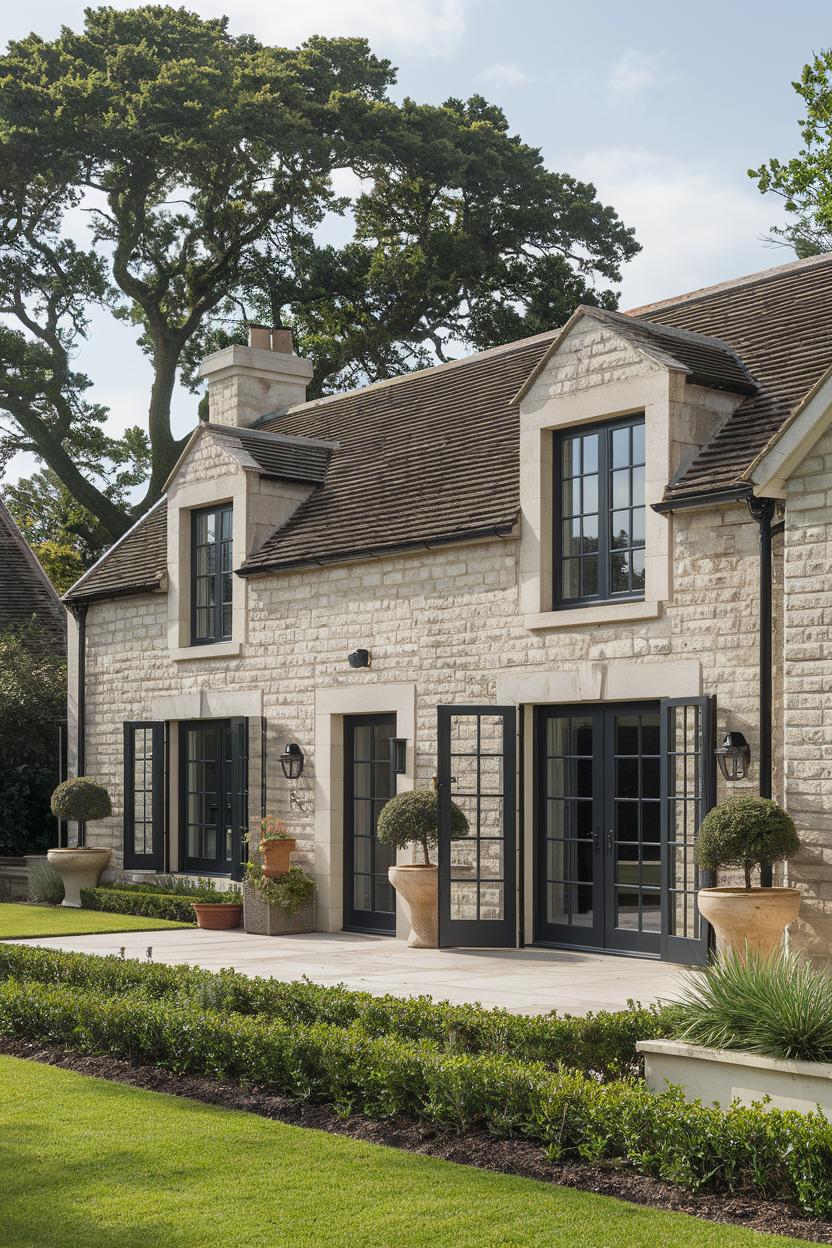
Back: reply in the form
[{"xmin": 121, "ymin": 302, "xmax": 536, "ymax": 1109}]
[
  {"xmin": 604, "ymin": 708, "xmax": 661, "ymax": 954},
  {"xmin": 181, "ymin": 720, "xmax": 248, "ymax": 877},
  {"xmin": 344, "ymin": 714, "xmax": 396, "ymax": 933}
]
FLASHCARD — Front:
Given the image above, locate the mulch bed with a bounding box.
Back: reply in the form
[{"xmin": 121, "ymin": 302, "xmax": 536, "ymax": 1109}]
[{"xmin": 2, "ymin": 1035, "xmax": 831, "ymax": 1243}]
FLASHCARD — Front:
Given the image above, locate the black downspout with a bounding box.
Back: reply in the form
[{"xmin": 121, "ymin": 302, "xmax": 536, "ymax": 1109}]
[
  {"xmin": 72, "ymin": 603, "xmax": 88, "ymax": 848},
  {"xmin": 518, "ymin": 706, "xmax": 525, "ymax": 949},
  {"xmin": 747, "ymin": 496, "xmax": 775, "ymax": 886},
  {"xmin": 260, "ymin": 717, "xmax": 268, "ymax": 820}
]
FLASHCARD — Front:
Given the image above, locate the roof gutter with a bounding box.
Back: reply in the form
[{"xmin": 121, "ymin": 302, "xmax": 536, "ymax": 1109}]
[
  {"xmin": 236, "ymin": 522, "xmax": 518, "ymax": 578},
  {"xmin": 651, "ymin": 484, "xmax": 752, "ymax": 514}
]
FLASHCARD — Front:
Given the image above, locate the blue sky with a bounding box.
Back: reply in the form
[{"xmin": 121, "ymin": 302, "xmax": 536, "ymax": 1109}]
[{"xmin": 1, "ymin": 0, "xmax": 825, "ymax": 485}]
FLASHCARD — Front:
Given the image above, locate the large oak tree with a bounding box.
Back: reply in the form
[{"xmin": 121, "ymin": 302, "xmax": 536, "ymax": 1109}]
[{"xmin": 0, "ymin": 6, "xmax": 639, "ymax": 547}]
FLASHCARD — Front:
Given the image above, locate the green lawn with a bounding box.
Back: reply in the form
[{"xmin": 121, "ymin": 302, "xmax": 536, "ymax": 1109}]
[
  {"xmin": 0, "ymin": 1055, "xmax": 817, "ymax": 1248},
  {"xmin": 0, "ymin": 902, "xmax": 189, "ymax": 939}
]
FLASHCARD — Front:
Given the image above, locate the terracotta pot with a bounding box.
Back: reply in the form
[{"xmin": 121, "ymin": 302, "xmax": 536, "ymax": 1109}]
[
  {"xmin": 260, "ymin": 837, "xmax": 295, "ymax": 878},
  {"xmin": 46, "ymin": 846, "xmax": 112, "ymax": 908},
  {"xmin": 191, "ymin": 902, "xmax": 243, "ymax": 930},
  {"xmin": 697, "ymin": 886, "xmax": 801, "ymax": 959},
  {"xmin": 388, "ymin": 864, "xmax": 438, "ymax": 948}
]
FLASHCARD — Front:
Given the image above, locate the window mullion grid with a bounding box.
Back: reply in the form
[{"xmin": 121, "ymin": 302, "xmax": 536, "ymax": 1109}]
[{"xmin": 600, "ymin": 425, "xmax": 610, "ymax": 602}]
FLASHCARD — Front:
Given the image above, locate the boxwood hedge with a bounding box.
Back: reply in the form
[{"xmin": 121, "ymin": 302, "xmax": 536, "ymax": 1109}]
[
  {"xmin": 80, "ymin": 887, "xmax": 198, "ymax": 925},
  {"xmin": 0, "ymin": 943, "xmax": 670, "ymax": 1079},
  {"xmin": 1, "ymin": 975, "xmax": 831, "ymax": 1217}
]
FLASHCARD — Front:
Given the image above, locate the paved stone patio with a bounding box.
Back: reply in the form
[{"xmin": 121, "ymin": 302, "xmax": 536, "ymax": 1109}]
[{"xmin": 12, "ymin": 928, "xmax": 686, "ymax": 1014}]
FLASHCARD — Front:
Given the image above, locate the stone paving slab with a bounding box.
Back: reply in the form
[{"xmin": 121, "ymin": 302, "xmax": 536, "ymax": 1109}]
[{"xmin": 9, "ymin": 928, "xmax": 686, "ymax": 1014}]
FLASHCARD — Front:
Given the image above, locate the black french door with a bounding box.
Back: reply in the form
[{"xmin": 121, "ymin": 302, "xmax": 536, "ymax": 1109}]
[
  {"xmin": 437, "ymin": 705, "xmax": 517, "ymax": 948},
  {"xmin": 343, "ymin": 714, "xmax": 397, "ymax": 934},
  {"xmin": 535, "ymin": 699, "xmax": 713, "ymax": 962},
  {"xmin": 180, "ymin": 719, "xmax": 248, "ymax": 879}
]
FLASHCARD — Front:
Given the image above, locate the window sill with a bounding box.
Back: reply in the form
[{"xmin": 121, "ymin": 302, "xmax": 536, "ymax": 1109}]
[
  {"xmin": 170, "ymin": 641, "xmax": 242, "ymax": 661},
  {"xmin": 524, "ymin": 600, "xmax": 661, "ymax": 631}
]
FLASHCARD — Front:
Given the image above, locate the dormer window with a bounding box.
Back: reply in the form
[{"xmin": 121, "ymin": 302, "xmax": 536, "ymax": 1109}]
[
  {"xmin": 555, "ymin": 416, "xmax": 645, "ymax": 607},
  {"xmin": 191, "ymin": 504, "xmax": 233, "ymax": 644}
]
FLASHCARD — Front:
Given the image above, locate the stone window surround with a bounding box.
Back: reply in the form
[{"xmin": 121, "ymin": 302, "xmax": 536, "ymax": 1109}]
[
  {"xmin": 314, "ymin": 682, "xmax": 416, "ymax": 937},
  {"xmin": 167, "ymin": 470, "xmax": 250, "ymax": 660},
  {"xmin": 519, "ymin": 371, "xmax": 673, "ymax": 630}
]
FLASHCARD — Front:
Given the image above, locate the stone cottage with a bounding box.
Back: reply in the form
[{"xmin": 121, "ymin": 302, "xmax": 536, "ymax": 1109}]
[{"xmin": 63, "ymin": 254, "xmax": 832, "ymax": 965}]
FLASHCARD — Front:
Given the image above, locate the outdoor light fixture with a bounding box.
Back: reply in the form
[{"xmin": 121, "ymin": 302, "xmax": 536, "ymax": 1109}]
[
  {"xmin": 390, "ymin": 737, "xmax": 407, "ymax": 775},
  {"xmin": 715, "ymin": 731, "xmax": 751, "ymax": 782},
  {"xmin": 280, "ymin": 742, "xmax": 305, "ymax": 780},
  {"xmin": 348, "ymin": 648, "xmax": 370, "ymax": 668}
]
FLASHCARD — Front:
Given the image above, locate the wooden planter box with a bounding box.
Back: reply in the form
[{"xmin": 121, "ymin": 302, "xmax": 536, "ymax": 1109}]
[
  {"xmin": 638, "ymin": 1039, "xmax": 832, "ymax": 1116},
  {"xmin": 242, "ymin": 883, "xmax": 316, "ymax": 936}
]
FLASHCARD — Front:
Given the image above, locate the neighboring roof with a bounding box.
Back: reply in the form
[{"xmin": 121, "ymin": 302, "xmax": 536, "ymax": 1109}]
[
  {"xmin": 631, "ymin": 252, "xmax": 832, "ymax": 501},
  {"xmin": 63, "ymin": 497, "xmax": 167, "ymax": 604},
  {"xmin": 211, "ymin": 424, "xmax": 335, "ymax": 483},
  {"xmin": 513, "ymin": 305, "xmax": 757, "ymax": 406},
  {"xmin": 239, "ymin": 332, "xmax": 557, "ymax": 573},
  {"xmin": 0, "ymin": 499, "xmax": 66, "ymax": 646}
]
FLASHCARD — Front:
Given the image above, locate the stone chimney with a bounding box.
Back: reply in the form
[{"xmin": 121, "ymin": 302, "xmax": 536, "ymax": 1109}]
[{"xmin": 198, "ymin": 326, "xmax": 314, "ymax": 427}]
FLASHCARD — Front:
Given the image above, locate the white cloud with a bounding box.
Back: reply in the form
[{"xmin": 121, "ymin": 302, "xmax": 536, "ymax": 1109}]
[
  {"xmin": 477, "ymin": 61, "xmax": 530, "ymax": 87},
  {"xmin": 198, "ymin": 0, "xmax": 471, "ymax": 56},
  {"xmin": 607, "ymin": 50, "xmax": 657, "ymax": 103},
  {"xmin": 572, "ymin": 147, "xmax": 787, "ymax": 310}
]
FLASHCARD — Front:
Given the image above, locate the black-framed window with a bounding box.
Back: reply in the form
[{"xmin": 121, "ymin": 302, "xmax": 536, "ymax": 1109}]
[
  {"xmin": 555, "ymin": 415, "xmax": 645, "ymax": 607},
  {"xmin": 191, "ymin": 504, "xmax": 233, "ymax": 644},
  {"xmin": 123, "ymin": 721, "xmax": 164, "ymax": 871}
]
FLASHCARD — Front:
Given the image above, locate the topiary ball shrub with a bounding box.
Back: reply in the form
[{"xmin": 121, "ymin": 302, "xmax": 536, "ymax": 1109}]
[
  {"xmin": 50, "ymin": 777, "xmax": 112, "ymax": 825},
  {"xmin": 377, "ymin": 788, "xmax": 468, "ymax": 866},
  {"xmin": 695, "ymin": 796, "xmax": 799, "ymax": 889}
]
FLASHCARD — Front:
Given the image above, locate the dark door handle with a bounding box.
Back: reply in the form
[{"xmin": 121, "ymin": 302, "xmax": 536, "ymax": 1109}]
[
  {"xmin": 607, "ymin": 828, "xmax": 615, "ymax": 849},
  {"xmin": 592, "ymin": 829, "xmax": 600, "ymax": 851}
]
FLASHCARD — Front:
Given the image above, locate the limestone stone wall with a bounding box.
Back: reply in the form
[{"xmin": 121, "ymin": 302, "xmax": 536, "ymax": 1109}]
[
  {"xmin": 80, "ymin": 502, "xmax": 776, "ymax": 906},
  {"xmin": 783, "ymin": 428, "xmax": 832, "ymax": 962}
]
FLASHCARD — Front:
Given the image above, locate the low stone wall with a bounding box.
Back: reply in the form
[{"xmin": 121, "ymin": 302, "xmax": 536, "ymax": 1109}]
[{"xmin": 0, "ymin": 856, "xmax": 43, "ymax": 901}]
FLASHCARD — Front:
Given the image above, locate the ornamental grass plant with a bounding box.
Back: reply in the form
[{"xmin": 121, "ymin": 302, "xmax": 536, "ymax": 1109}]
[{"xmin": 672, "ymin": 951, "xmax": 832, "ymax": 1063}]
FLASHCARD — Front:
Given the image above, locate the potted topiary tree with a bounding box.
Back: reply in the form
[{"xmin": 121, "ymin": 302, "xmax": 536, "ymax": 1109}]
[
  {"xmin": 695, "ymin": 796, "xmax": 801, "ymax": 958},
  {"xmin": 47, "ymin": 778, "xmax": 113, "ymax": 907},
  {"xmin": 377, "ymin": 788, "xmax": 468, "ymax": 948}
]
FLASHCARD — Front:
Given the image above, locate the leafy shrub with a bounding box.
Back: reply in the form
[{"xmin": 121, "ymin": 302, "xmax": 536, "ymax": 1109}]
[
  {"xmin": 1, "ymin": 975, "xmax": 832, "ymax": 1216},
  {"xmin": 50, "ymin": 777, "xmax": 112, "ymax": 824},
  {"xmin": 258, "ymin": 814, "xmax": 290, "ymax": 843},
  {"xmin": 27, "ymin": 860, "xmax": 64, "ymax": 905},
  {"xmin": 0, "ymin": 623, "xmax": 65, "ymax": 855},
  {"xmin": 695, "ymin": 796, "xmax": 800, "ymax": 888},
  {"xmin": 376, "ymin": 788, "xmax": 468, "ymax": 865},
  {"xmin": 0, "ymin": 942, "xmax": 670, "ymax": 1080},
  {"xmin": 244, "ymin": 861, "xmax": 314, "ymax": 915},
  {"xmin": 81, "ymin": 887, "xmax": 197, "ymax": 924},
  {"xmin": 673, "ymin": 951, "xmax": 832, "ymax": 1062}
]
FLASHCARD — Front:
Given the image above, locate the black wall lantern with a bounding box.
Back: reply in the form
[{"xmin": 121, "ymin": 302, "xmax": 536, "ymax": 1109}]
[
  {"xmin": 280, "ymin": 742, "xmax": 305, "ymax": 780},
  {"xmin": 715, "ymin": 731, "xmax": 751, "ymax": 782},
  {"xmin": 390, "ymin": 738, "xmax": 407, "ymax": 775},
  {"xmin": 348, "ymin": 648, "xmax": 370, "ymax": 669}
]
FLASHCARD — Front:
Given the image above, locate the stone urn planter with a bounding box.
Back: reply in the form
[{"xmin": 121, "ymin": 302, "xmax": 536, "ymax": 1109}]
[
  {"xmin": 261, "ymin": 838, "xmax": 296, "ymax": 879},
  {"xmin": 46, "ymin": 847, "xmax": 112, "ymax": 908},
  {"xmin": 191, "ymin": 901, "xmax": 243, "ymax": 930},
  {"xmin": 388, "ymin": 865, "xmax": 438, "ymax": 948},
  {"xmin": 697, "ymin": 886, "xmax": 801, "ymax": 959},
  {"xmin": 694, "ymin": 795, "xmax": 802, "ymax": 959}
]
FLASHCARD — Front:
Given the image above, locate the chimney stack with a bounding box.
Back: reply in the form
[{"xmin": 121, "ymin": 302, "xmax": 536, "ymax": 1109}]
[{"xmin": 198, "ymin": 325, "xmax": 313, "ymax": 427}]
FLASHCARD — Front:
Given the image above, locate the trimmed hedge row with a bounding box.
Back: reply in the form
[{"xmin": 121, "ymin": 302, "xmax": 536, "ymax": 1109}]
[
  {"xmin": 0, "ymin": 943, "xmax": 671, "ymax": 1079},
  {"xmin": 1, "ymin": 975, "xmax": 831, "ymax": 1216},
  {"xmin": 80, "ymin": 887, "xmax": 198, "ymax": 925}
]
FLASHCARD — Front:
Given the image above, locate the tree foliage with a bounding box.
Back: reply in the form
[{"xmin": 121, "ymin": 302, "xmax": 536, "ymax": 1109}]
[
  {"xmin": 695, "ymin": 796, "xmax": 800, "ymax": 889},
  {"xmin": 51, "ymin": 776, "xmax": 112, "ymax": 824},
  {"xmin": 750, "ymin": 51, "xmax": 832, "ymax": 255},
  {"xmin": 0, "ymin": 6, "xmax": 638, "ymax": 542},
  {"xmin": 376, "ymin": 788, "xmax": 468, "ymax": 866},
  {"xmin": 0, "ymin": 622, "xmax": 66, "ymax": 855}
]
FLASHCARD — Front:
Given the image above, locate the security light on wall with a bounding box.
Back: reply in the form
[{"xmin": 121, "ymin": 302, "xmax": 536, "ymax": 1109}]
[
  {"xmin": 715, "ymin": 731, "xmax": 751, "ymax": 782},
  {"xmin": 348, "ymin": 648, "xmax": 370, "ymax": 668},
  {"xmin": 390, "ymin": 738, "xmax": 407, "ymax": 775},
  {"xmin": 280, "ymin": 742, "xmax": 305, "ymax": 780}
]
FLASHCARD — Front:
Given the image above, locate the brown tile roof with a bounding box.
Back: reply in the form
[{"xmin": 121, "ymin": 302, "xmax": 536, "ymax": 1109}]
[
  {"xmin": 63, "ymin": 497, "xmax": 167, "ymax": 604},
  {"xmin": 211, "ymin": 424, "xmax": 335, "ymax": 483},
  {"xmin": 630, "ymin": 252, "xmax": 832, "ymax": 500},
  {"xmin": 593, "ymin": 309, "xmax": 757, "ymax": 396},
  {"xmin": 239, "ymin": 333, "xmax": 557, "ymax": 573},
  {"xmin": 0, "ymin": 500, "xmax": 66, "ymax": 646}
]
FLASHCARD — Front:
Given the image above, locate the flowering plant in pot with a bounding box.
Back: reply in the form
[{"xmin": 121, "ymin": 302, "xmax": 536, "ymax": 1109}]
[
  {"xmin": 258, "ymin": 814, "xmax": 295, "ymax": 878},
  {"xmin": 376, "ymin": 789, "xmax": 468, "ymax": 948},
  {"xmin": 191, "ymin": 884, "xmax": 243, "ymax": 930},
  {"xmin": 48, "ymin": 778, "xmax": 113, "ymax": 907},
  {"xmin": 695, "ymin": 796, "xmax": 801, "ymax": 958}
]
